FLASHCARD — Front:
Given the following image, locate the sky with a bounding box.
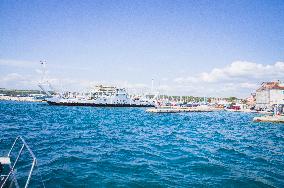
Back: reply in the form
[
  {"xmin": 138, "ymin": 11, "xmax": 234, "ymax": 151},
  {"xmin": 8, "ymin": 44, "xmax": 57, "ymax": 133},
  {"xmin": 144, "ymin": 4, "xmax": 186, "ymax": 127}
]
[{"xmin": 1, "ymin": 0, "xmax": 284, "ymax": 97}]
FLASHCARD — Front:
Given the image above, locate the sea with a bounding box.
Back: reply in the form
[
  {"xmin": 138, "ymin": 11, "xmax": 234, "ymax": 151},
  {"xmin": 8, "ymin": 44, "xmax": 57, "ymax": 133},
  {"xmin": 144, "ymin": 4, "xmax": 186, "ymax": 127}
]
[{"xmin": 0, "ymin": 100, "xmax": 283, "ymax": 188}]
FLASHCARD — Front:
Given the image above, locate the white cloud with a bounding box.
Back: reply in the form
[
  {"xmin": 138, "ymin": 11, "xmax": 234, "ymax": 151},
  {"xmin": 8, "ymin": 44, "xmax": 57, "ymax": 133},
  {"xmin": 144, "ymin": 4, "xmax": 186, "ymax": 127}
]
[
  {"xmin": 174, "ymin": 61, "xmax": 284, "ymax": 83},
  {"xmin": 240, "ymin": 82, "xmax": 258, "ymax": 89},
  {"xmin": 0, "ymin": 59, "xmax": 91, "ymax": 72},
  {"xmin": 0, "ymin": 59, "xmax": 37, "ymax": 68},
  {"xmin": 175, "ymin": 61, "xmax": 284, "ymax": 84},
  {"xmin": 172, "ymin": 61, "xmax": 284, "ymax": 97},
  {"xmin": 157, "ymin": 84, "xmax": 171, "ymax": 91},
  {"xmin": 0, "ymin": 71, "xmax": 153, "ymax": 94},
  {"xmin": 0, "ymin": 73, "xmax": 38, "ymax": 89},
  {"xmin": 1, "ymin": 59, "xmax": 284, "ymax": 98},
  {"xmin": 199, "ymin": 61, "xmax": 284, "ymax": 82},
  {"xmin": 1, "ymin": 73, "xmax": 24, "ymax": 82},
  {"xmin": 174, "ymin": 76, "xmax": 199, "ymax": 83}
]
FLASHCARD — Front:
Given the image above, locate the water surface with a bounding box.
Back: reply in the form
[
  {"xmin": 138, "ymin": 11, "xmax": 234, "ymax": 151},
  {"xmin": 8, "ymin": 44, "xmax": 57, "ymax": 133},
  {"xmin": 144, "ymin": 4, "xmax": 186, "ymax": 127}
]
[{"xmin": 0, "ymin": 101, "xmax": 283, "ymax": 187}]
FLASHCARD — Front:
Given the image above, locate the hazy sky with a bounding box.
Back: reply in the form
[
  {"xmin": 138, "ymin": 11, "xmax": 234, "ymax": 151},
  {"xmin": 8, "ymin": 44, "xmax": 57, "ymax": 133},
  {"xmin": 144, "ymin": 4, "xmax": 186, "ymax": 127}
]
[{"xmin": 1, "ymin": 0, "xmax": 284, "ymax": 97}]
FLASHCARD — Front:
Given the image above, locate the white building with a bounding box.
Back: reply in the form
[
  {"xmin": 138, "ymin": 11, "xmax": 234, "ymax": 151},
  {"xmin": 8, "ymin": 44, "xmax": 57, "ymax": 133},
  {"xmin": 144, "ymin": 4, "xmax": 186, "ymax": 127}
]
[{"xmin": 255, "ymin": 81, "xmax": 284, "ymax": 110}]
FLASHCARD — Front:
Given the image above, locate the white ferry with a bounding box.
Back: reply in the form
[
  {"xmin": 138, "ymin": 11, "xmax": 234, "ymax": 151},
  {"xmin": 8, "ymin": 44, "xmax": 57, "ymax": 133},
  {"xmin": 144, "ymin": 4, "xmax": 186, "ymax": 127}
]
[
  {"xmin": 39, "ymin": 84, "xmax": 157, "ymax": 107},
  {"xmin": 37, "ymin": 62, "xmax": 157, "ymax": 107}
]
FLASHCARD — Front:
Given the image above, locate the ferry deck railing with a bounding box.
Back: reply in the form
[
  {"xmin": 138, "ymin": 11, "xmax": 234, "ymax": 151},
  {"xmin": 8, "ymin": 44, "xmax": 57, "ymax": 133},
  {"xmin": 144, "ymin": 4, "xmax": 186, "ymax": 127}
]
[{"xmin": 0, "ymin": 136, "xmax": 37, "ymax": 188}]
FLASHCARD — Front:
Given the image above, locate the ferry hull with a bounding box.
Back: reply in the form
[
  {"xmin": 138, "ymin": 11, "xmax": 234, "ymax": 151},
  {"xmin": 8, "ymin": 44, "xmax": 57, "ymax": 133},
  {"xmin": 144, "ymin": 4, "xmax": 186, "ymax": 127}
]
[{"xmin": 46, "ymin": 101, "xmax": 155, "ymax": 107}]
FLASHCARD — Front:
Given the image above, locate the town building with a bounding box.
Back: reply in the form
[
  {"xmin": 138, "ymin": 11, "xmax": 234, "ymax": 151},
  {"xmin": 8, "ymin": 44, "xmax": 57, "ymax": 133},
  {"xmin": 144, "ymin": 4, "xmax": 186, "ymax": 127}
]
[
  {"xmin": 246, "ymin": 93, "xmax": 256, "ymax": 107},
  {"xmin": 255, "ymin": 81, "xmax": 284, "ymax": 110}
]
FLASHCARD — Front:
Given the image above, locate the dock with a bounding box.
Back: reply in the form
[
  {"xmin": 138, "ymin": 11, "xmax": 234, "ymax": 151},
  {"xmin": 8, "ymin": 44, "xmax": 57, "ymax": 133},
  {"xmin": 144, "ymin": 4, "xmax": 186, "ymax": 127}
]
[
  {"xmin": 253, "ymin": 115, "xmax": 284, "ymax": 123},
  {"xmin": 146, "ymin": 106, "xmax": 215, "ymax": 113}
]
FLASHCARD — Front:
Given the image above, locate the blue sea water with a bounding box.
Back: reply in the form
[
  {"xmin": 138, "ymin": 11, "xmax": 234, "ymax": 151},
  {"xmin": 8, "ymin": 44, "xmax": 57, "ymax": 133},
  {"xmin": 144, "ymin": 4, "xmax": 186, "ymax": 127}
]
[{"xmin": 0, "ymin": 100, "xmax": 284, "ymax": 188}]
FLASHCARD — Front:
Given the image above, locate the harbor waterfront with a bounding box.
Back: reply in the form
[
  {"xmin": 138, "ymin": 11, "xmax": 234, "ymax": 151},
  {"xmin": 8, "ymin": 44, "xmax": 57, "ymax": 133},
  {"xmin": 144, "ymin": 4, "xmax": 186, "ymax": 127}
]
[{"xmin": 0, "ymin": 100, "xmax": 283, "ymax": 187}]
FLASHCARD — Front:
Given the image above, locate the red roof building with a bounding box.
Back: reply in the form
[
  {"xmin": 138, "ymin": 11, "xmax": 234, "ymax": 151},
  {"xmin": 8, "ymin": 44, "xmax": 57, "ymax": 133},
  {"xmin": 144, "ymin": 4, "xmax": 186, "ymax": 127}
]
[{"xmin": 255, "ymin": 81, "xmax": 284, "ymax": 110}]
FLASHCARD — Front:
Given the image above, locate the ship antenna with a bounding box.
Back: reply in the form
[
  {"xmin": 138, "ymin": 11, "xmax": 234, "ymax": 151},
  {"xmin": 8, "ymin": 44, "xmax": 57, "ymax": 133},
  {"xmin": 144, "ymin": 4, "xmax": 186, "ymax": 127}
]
[{"xmin": 40, "ymin": 60, "xmax": 47, "ymax": 83}]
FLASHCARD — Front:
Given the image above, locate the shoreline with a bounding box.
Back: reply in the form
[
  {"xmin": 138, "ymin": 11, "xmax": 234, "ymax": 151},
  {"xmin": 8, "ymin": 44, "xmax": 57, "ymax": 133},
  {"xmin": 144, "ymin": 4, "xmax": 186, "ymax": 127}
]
[{"xmin": 0, "ymin": 96, "xmax": 44, "ymax": 103}]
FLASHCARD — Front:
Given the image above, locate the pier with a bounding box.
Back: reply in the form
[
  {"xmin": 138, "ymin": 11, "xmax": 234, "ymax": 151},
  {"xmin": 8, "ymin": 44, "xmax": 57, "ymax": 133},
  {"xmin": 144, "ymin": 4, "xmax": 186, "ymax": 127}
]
[
  {"xmin": 146, "ymin": 106, "xmax": 215, "ymax": 113},
  {"xmin": 253, "ymin": 115, "xmax": 284, "ymax": 123}
]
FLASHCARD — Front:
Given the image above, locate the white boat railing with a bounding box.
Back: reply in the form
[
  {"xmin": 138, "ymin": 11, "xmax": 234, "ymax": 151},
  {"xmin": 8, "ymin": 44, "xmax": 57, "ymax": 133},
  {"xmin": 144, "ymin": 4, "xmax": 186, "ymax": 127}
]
[{"xmin": 0, "ymin": 136, "xmax": 37, "ymax": 188}]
